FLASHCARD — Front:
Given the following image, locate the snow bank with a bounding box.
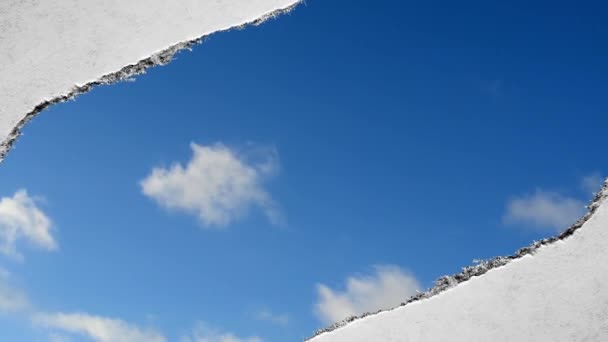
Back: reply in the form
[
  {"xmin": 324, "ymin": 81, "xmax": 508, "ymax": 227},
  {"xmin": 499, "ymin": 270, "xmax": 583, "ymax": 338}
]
[
  {"xmin": 309, "ymin": 182, "xmax": 608, "ymax": 341},
  {"xmin": 0, "ymin": 0, "xmax": 300, "ymax": 162}
]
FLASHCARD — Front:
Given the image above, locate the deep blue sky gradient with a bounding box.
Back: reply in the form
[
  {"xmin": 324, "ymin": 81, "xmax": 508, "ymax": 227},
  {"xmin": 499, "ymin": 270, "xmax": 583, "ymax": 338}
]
[{"xmin": 1, "ymin": 1, "xmax": 607, "ymax": 341}]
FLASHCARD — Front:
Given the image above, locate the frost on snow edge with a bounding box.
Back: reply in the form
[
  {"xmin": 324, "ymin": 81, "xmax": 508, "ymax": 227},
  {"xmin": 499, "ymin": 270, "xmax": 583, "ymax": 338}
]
[{"xmin": 0, "ymin": 1, "xmax": 302, "ymax": 164}]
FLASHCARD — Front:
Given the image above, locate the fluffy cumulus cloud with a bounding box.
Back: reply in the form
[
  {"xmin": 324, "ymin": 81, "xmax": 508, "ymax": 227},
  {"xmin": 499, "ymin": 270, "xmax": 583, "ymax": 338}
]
[
  {"xmin": 503, "ymin": 189, "xmax": 586, "ymax": 232},
  {"xmin": 0, "ymin": 189, "xmax": 57, "ymax": 260},
  {"xmin": 140, "ymin": 143, "xmax": 282, "ymax": 228},
  {"xmin": 181, "ymin": 322, "xmax": 262, "ymax": 342},
  {"xmin": 33, "ymin": 312, "xmax": 166, "ymax": 342},
  {"xmin": 254, "ymin": 309, "xmax": 289, "ymax": 326},
  {"xmin": 314, "ymin": 265, "xmax": 421, "ymax": 324}
]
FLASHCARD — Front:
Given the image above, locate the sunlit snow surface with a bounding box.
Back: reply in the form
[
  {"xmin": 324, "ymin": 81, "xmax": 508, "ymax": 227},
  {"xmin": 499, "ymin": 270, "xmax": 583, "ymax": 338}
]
[
  {"xmin": 0, "ymin": 0, "xmax": 300, "ymax": 162},
  {"xmin": 310, "ymin": 183, "xmax": 608, "ymax": 341}
]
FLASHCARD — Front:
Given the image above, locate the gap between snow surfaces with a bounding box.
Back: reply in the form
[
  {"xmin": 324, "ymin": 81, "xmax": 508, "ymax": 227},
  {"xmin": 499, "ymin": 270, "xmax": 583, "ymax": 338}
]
[
  {"xmin": 308, "ymin": 181, "xmax": 608, "ymax": 341},
  {"xmin": 0, "ymin": 0, "xmax": 302, "ymax": 163}
]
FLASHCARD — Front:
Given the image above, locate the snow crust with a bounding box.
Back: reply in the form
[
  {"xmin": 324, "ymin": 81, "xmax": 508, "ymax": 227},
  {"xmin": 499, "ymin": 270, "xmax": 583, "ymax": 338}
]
[
  {"xmin": 0, "ymin": 0, "xmax": 300, "ymax": 162},
  {"xmin": 310, "ymin": 183, "xmax": 608, "ymax": 341}
]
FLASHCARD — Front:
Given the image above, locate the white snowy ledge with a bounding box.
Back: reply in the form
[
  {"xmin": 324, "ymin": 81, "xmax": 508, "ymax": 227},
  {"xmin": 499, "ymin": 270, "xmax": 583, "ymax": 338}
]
[
  {"xmin": 309, "ymin": 182, "xmax": 608, "ymax": 341},
  {"xmin": 0, "ymin": 0, "xmax": 301, "ymax": 162}
]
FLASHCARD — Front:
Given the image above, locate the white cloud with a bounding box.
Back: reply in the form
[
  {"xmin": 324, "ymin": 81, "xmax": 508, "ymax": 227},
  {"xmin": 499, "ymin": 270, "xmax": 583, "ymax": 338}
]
[
  {"xmin": 0, "ymin": 189, "xmax": 57, "ymax": 260},
  {"xmin": 48, "ymin": 333, "xmax": 73, "ymax": 342},
  {"xmin": 254, "ymin": 309, "xmax": 289, "ymax": 326},
  {"xmin": 581, "ymin": 172, "xmax": 603, "ymax": 194},
  {"xmin": 314, "ymin": 265, "xmax": 421, "ymax": 324},
  {"xmin": 140, "ymin": 143, "xmax": 282, "ymax": 228},
  {"xmin": 181, "ymin": 322, "xmax": 262, "ymax": 342},
  {"xmin": 34, "ymin": 312, "xmax": 166, "ymax": 342},
  {"xmin": 0, "ymin": 274, "xmax": 166, "ymax": 342},
  {"xmin": 0, "ymin": 268, "xmax": 30, "ymax": 313},
  {"xmin": 503, "ymin": 189, "xmax": 586, "ymax": 231}
]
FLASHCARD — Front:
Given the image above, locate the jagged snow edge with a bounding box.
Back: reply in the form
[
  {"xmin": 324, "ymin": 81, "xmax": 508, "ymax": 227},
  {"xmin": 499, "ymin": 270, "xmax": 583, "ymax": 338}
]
[
  {"xmin": 0, "ymin": 1, "xmax": 302, "ymax": 164},
  {"xmin": 307, "ymin": 179, "xmax": 608, "ymax": 340}
]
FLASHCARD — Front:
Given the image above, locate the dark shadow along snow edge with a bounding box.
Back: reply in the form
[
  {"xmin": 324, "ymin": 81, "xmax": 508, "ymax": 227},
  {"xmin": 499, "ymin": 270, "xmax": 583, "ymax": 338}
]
[
  {"xmin": 0, "ymin": 1, "xmax": 303, "ymax": 163},
  {"xmin": 307, "ymin": 179, "xmax": 608, "ymax": 340}
]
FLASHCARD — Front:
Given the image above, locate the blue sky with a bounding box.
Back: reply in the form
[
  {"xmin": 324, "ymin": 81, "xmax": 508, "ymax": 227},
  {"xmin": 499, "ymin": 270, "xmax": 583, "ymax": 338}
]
[{"xmin": 1, "ymin": 1, "xmax": 607, "ymax": 341}]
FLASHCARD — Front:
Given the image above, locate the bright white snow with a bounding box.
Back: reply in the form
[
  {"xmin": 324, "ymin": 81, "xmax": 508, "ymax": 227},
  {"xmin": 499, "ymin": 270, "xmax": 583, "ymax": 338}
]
[
  {"xmin": 4, "ymin": 2, "xmax": 606, "ymax": 341},
  {"xmin": 309, "ymin": 184, "xmax": 608, "ymax": 341},
  {"xmin": 0, "ymin": 0, "xmax": 300, "ymax": 162}
]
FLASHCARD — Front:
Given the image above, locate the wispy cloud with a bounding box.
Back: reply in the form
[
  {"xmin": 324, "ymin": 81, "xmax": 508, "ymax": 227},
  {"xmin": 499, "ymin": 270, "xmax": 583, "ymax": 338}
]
[
  {"xmin": 481, "ymin": 78, "xmax": 504, "ymax": 98},
  {"xmin": 33, "ymin": 312, "xmax": 166, "ymax": 342},
  {"xmin": 581, "ymin": 172, "xmax": 603, "ymax": 194},
  {"xmin": 0, "ymin": 189, "xmax": 57, "ymax": 260},
  {"xmin": 48, "ymin": 333, "xmax": 73, "ymax": 342},
  {"xmin": 314, "ymin": 265, "xmax": 421, "ymax": 324},
  {"xmin": 0, "ymin": 268, "xmax": 30, "ymax": 313},
  {"xmin": 181, "ymin": 321, "xmax": 262, "ymax": 342},
  {"xmin": 254, "ymin": 309, "xmax": 289, "ymax": 326},
  {"xmin": 140, "ymin": 143, "xmax": 282, "ymax": 228},
  {"xmin": 503, "ymin": 173, "xmax": 605, "ymax": 232},
  {"xmin": 4, "ymin": 278, "xmax": 253, "ymax": 342},
  {"xmin": 1, "ymin": 269, "xmax": 166, "ymax": 342},
  {"xmin": 503, "ymin": 189, "xmax": 586, "ymax": 232}
]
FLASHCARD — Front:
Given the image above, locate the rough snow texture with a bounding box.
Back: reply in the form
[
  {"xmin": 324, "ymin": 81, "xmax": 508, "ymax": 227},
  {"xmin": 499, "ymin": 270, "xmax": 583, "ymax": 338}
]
[
  {"xmin": 309, "ymin": 181, "xmax": 608, "ymax": 341},
  {"xmin": 0, "ymin": 0, "xmax": 300, "ymax": 162}
]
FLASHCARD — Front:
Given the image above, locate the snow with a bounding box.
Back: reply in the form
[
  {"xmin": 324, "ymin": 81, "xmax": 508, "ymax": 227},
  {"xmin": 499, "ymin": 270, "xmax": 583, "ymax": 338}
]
[
  {"xmin": 309, "ymin": 182, "xmax": 608, "ymax": 342},
  {"xmin": 0, "ymin": 0, "xmax": 301, "ymax": 162},
  {"xmin": 4, "ymin": 2, "xmax": 606, "ymax": 341}
]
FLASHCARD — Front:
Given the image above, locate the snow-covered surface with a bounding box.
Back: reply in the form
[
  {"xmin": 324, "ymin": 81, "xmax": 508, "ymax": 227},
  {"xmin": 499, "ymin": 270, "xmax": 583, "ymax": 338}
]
[
  {"xmin": 0, "ymin": 0, "xmax": 300, "ymax": 162},
  {"xmin": 4, "ymin": 2, "xmax": 607, "ymax": 341},
  {"xmin": 309, "ymin": 183, "xmax": 608, "ymax": 341}
]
